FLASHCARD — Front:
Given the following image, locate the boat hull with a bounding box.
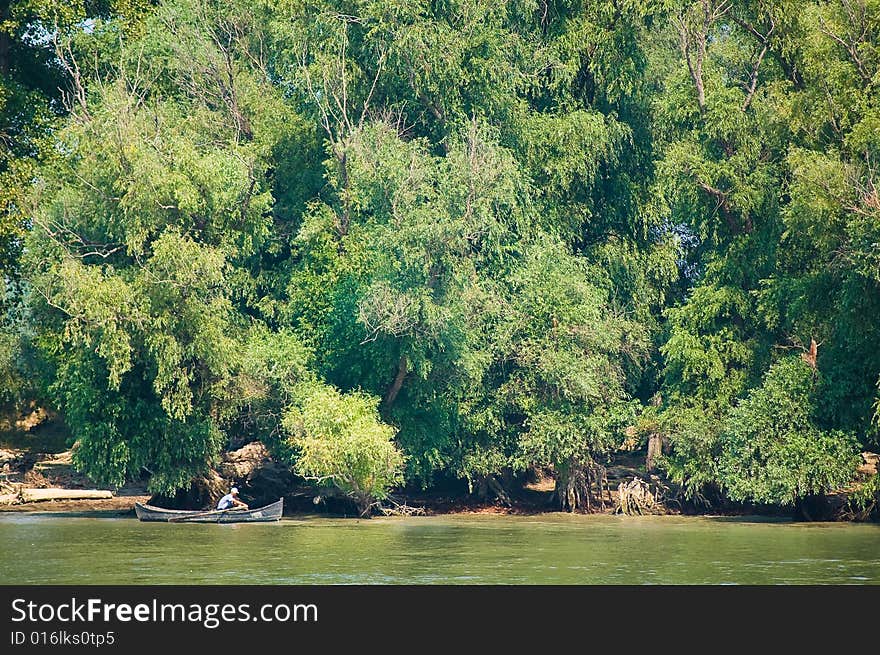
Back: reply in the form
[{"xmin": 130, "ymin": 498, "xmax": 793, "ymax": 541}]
[{"xmin": 134, "ymin": 498, "xmax": 283, "ymax": 523}]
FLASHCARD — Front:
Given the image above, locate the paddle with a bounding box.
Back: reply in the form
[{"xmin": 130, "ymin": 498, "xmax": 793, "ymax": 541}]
[{"xmin": 167, "ymin": 507, "xmax": 241, "ymax": 523}]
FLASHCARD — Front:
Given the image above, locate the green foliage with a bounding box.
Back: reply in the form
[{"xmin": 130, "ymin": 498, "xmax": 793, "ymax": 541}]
[
  {"xmin": 656, "ymin": 0, "xmax": 880, "ymax": 508},
  {"xmin": 18, "ymin": 0, "xmax": 290, "ymax": 490},
  {"xmin": 658, "ymin": 403, "xmax": 723, "ymax": 503},
  {"xmin": 0, "ymin": 0, "xmax": 154, "ymax": 291},
  {"xmin": 502, "ymin": 241, "xmax": 647, "ymax": 463},
  {"xmin": 47, "ymin": 346, "xmax": 226, "ymax": 494},
  {"xmin": 3, "ymin": 0, "xmax": 878, "ymax": 514},
  {"xmin": 0, "ymin": 325, "xmax": 27, "ymax": 408},
  {"xmin": 846, "ymin": 473, "xmax": 880, "ymax": 519},
  {"xmin": 283, "ymin": 384, "xmax": 404, "ymax": 515},
  {"xmin": 717, "ymin": 357, "xmax": 859, "ymax": 506}
]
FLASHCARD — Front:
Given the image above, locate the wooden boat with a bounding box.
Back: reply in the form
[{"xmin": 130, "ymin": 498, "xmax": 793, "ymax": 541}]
[{"xmin": 134, "ymin": 498, "xmax": 283, "ymax": 523}]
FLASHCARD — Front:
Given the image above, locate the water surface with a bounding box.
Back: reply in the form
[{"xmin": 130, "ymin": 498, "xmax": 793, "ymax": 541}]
[{"xmin": 1, "ymin": 513, "xmax": 879, "ymax": 584}]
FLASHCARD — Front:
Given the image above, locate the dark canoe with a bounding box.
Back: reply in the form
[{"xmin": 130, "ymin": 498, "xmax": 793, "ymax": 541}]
[{"xmin": 134, "ymin": 498, "xmax": 283, "ymax": 523}]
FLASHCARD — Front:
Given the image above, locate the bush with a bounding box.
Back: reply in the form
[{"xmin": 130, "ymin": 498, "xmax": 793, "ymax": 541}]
[
  {"xmin": 717, "ymin": 357, "xmax": 859, "ymax": 506},
  {"xmin": 659, "ymin": 402, "xmax": 724, "ymax": 505},
  {"xmin": 283, "ymin": 384, "xmax": 404, "ymax": 516}
]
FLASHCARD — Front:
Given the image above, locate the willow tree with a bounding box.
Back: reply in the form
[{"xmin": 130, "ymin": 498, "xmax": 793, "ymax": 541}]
[
  {"xmin": 283, "ymin": 115, "xmax": 533, "ymax": 483},
  {"xmin": 266, "ymin": 0, "xmax": 674, "ymax": 498},
  {"xmin": 21, "ymin": 0, "xmax": 301, "ymax": 492},
  {"xmin": 504, "ymin": 242, "xmax": 647, "ymax": 511},
  {"xmin": 283, "ymin": 383, "xmax": 404, "ymax": 516},
  {"xmin": 1, "ymin": 0, "xmax": 153, "ymax": 288},
  {"xmin": 655, "ymin": 0, "xmax": 875, "ymax": 503},
  {"xmin": 31, "ymin": 0, "xmax": 880, "ymax": 515},
  {"xmin": 0, "ymin": 1, "xmax": 156, "ymax": 414}
]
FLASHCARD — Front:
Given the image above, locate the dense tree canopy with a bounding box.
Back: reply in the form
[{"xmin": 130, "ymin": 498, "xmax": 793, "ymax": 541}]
[{"xmin": 2, "ymin": 0, "xmax": 878, "ymax": 512}]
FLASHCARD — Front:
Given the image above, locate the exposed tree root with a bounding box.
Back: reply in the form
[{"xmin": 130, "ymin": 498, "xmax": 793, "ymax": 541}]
[
  {"xmin": 615, "ymin": 478, "xmax": 664, "ymax": 515},
  {"xmin": 377, "ymin": 496, "xmax": 426, "ymax": 516},
  {"xmin": 555, "ymin": 460, "xmax": 608, "ymax": 512}
]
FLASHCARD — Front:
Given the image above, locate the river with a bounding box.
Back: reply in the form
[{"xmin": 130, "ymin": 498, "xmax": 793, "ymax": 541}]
[{"xmin": 2, "ymin": 513, "xmax": 879, "ymax": 584}]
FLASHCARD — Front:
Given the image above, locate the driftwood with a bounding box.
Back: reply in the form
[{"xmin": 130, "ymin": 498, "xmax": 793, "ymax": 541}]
[
  {"xmin": 375, "ymin": 494, "xmax": 426, "ymax": 517},
  {"xmin": 0, "ymin": 477, "xmax": 16, "ymax": 494},
  {"xmin": 19, "ymin": 488, "xmax": 113, "ymax": 503},
  {"xmin": 377, "ymin": 500, "xmax": 426, "ymax": 517},
  {"xmin": 0, "ymin": 493, "xmax": 19, "ymax": 505}
]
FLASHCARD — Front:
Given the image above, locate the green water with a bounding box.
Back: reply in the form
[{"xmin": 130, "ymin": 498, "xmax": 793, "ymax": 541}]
[{"xmin": 1, "ymin": 513, "xmax": 879, "ymax": 584}]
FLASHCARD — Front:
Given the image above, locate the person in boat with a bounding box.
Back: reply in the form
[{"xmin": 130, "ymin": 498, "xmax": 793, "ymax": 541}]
[{"xmin": 216, "ymin": 487, "xmax": 249, "ymax": 511}]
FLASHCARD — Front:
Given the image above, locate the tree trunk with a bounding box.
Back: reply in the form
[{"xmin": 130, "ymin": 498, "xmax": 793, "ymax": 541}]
[
  {"xmin": 383, "ymin": 356, "xmax": 408, "ymax": 407},
  {"xmin": 554, "ymin": 458, "xmax": 596, "ymax": 512},
  {"xmin": 615, "ymin": 479, "xmax": 661, "ymax": 515},
  {"xmin": 336, "ymin": 148, "xmax": 351, "ymax": 240},
  {"xmin": 475, "ymin": 474, "xmax": 512, "ymax": 507},
  {"xmin": 646, "ymin": 433, "xmax": 663, "ymax": 472},
  {"xmin": 354, "ymin": 493, "xmax": 374, "ymax": 518}
]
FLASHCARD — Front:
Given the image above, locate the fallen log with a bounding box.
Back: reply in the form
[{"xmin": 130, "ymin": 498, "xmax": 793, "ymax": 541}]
[
  {"xmin": 0, "ymin": 493, "xmax": 19, "ymax": 505},
  {"xmin": 20, "ymin": 488, "xmax": 113, "ymax": 503}
]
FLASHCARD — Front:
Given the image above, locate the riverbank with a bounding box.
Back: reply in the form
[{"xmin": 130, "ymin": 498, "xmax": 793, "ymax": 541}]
[
  {"xmin": 0, "ymin": 485, "xmax": 873, "ymax": 521},
  {"xmin": 0, "ymin": 496, "xmax": 150, "ymax": 515},
  {"xmin": 0, "ymin": 453, "xmax": 873, "ymax": 522},
  {"xmin": 2, "ymin": 414, "xmax": 877, "ymax": 521},
  {"xmin": 0, "ymin": 440, "xmax": 152, "ymax": 516}
]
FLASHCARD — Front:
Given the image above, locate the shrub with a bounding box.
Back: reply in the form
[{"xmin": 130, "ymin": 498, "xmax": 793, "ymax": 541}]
[
  {"xmin": 717, "ymin": 357, "xmax": 859, "ymax": 506},
  {"xmin": 284, "ymin": 384, "xmax": 404, "ymax": 516}
]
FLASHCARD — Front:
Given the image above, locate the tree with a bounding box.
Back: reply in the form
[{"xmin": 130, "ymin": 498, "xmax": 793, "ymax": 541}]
[
  {"xmin": 502, "ymin": 240, "xmax": 648, "ymax": 511},
  {"xmin": 21, "ymin": 0, "xmax": 291, "ymax": 493},
  {"xmin": 13, "ymin": 0, "xmax": 876, "ymax": 516},
  {"xmin": 657, "ymin": 0, "xmax": 880, "ymax": 505},
  {"xmin": 1, "ymin": 0, "xmax": 154, "ymax": 293}
]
